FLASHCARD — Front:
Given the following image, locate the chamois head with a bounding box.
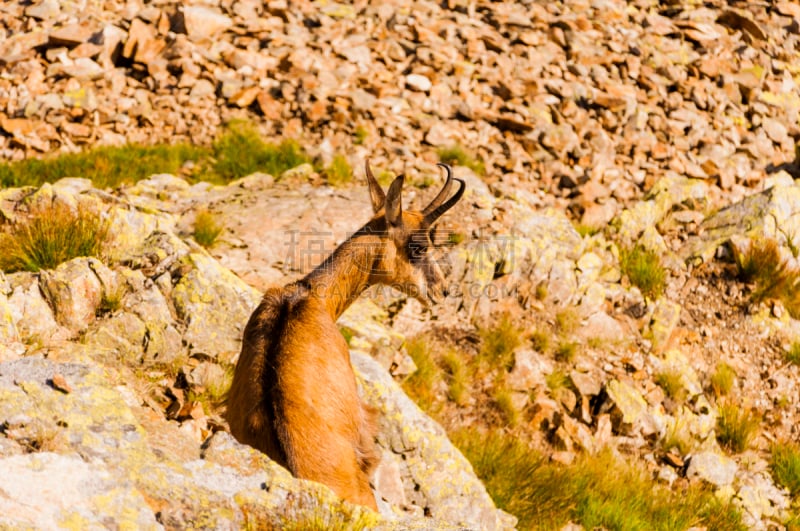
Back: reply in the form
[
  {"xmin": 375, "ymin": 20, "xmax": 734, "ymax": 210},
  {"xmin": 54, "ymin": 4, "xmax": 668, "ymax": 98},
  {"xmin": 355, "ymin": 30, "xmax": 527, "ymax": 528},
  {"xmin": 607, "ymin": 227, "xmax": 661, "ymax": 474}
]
[{"xmin": 363, "ymin": 160, "xmax": 465, "ymax": 305}]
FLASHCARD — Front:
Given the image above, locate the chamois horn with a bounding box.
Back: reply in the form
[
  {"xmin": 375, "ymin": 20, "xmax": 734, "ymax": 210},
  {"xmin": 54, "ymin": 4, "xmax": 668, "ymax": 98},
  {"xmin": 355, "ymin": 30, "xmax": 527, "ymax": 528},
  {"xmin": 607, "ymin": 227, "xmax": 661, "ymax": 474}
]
[{"xmin": 423, "ymin": 163, "xmax": 465, "ymax": 225}]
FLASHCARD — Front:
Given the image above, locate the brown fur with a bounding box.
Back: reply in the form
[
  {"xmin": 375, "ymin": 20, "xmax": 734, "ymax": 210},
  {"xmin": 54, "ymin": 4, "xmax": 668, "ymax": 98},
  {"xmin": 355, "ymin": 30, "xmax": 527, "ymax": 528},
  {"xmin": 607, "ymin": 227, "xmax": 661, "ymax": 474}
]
[{"xmin": 225, "ymin": 163, "xmax": 464, "ymax": 510}]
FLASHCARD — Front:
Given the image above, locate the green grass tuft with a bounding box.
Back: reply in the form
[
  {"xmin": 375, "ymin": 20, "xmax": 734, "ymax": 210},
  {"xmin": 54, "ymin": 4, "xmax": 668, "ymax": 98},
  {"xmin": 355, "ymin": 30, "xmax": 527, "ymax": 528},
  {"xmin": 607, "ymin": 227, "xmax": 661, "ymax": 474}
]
[
  {"xmin": 771, "ymin": 442, "xmax": 800, "ymax": 498},
  {"xmin": 493, "ymin": 387, "xmax": 518, "ymax": 426},
  {"xmin": 716, "ymin": 401, "xmax": 760, "ymax": 453},
  {"xmin": 530, "ymin": 329, "xmax": 551, "ymax": 354},
  {"xmin": 0, "ymin": 203, "xmax": 110, "ymax": 273},
  {"xmin": 97, "ymin": 283, "xmax": 126, "ymax": 316},
  {"xmin": 451, "ymin": 428, "xmax": 744, "ymax": 531},
  {"xmin": 785, "ymin": 342, "xmax": 800, "ymax": 366},
  {"xmin": 620, "ymin": 245, "xmax": 666, "ymax": 300},
  {"xmin": 441, "ymin": 349, "xmax": 468, "ymax": 405},
  {"xmin": 193, "ymin": 209, "xmax": 223, "ymax": 248},
  {"xmin": 554, "ymin": 341, "xmax": 578, "ymax": 363},
  {"xmin": 0, "ymin": 143, "xmax": 207, "ymax": 189},
  {"xmin": 545, "ymin": 369, "xmax": 571, "ymax": 392},
  {"xmin": 479, "ymin": 315, "xmax": 522, "ymax": 370},
  {"xmin": 555, "ymin": 308, "xmax": 580, "ymax": 334},
  {"xmin": 710, "ymin": 363, "xmax": 736, "ymax": 397},
  {"xmin": 437, "ymin": 144, "xmax": 485, "ymax": 175},
  {"xmin": 210, "ymin": 120, "xmax": 310, "ymax": 182},
  {"xmin": 655, "ymin": 369, "xmax": 687, "ymax": 402},
  {"xmin": 323, "ymin": 154, "xmax": 353, "ymax": 187},
  {"xmin": 402, "ymin": 337, "xmax": 440, "ymax": 413}
]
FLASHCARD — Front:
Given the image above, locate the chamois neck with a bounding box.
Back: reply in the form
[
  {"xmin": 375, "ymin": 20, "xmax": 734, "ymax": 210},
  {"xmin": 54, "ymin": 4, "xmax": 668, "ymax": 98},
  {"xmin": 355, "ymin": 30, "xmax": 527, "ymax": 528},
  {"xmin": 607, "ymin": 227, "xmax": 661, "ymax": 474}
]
[{"xmin": 303, "ymin": 226, "xmax": 383, "ymax": 319}]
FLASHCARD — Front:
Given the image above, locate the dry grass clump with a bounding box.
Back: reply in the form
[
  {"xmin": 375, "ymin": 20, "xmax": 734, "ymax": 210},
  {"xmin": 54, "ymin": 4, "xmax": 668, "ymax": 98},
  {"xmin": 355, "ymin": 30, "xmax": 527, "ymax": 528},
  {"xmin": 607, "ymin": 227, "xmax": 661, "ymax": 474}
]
[
  {"xmin": 0, "ymin": 202, "xmax": 109, "ymax": 273},
  {"xmin": 737, "ymin": 238, "xmax": 800, "ymax": 318}
]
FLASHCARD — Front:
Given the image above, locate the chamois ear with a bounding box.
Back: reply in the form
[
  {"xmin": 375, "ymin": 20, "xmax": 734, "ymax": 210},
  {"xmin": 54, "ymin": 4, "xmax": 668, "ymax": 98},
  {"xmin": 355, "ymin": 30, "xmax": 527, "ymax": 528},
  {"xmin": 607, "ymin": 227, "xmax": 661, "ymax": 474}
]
[
  {"xmin": 365, "ymin": 159, "xmax": 386, "ymax": 213},
  {"xmin": 384, "ymin": 174, "xmax": 404, "ymax": 227}
]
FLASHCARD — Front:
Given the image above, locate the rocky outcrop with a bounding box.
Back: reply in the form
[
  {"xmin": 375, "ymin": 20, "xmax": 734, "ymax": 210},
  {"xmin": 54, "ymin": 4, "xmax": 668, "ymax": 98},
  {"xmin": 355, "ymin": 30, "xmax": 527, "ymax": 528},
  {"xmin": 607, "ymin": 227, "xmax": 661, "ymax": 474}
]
[{"xmin": 0, "ymin": 178, "xmax": 514, "ymax": 529}]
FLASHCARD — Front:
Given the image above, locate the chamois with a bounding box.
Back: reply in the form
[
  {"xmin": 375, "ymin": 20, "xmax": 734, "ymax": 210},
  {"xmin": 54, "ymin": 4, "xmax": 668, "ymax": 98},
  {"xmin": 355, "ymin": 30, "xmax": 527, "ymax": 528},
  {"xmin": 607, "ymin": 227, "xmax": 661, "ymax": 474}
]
[{"xmin": 226, "ymin": 161, "xmax": 465, "ymax": 510}]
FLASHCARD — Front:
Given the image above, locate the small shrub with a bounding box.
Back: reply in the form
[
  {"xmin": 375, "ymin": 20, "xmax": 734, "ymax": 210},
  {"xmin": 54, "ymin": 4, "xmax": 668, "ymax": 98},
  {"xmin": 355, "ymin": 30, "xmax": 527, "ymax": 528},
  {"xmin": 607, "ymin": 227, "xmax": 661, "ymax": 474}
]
[
  {"xmin": 441, "ymin": 349, "xmax": 468, "ymax": 405},
  {"xmin": 710, "ymin": 363, "xmax": 736, "ymax": 397},
  {"xmin": 437, "ymin": 144, "xmax": 485, "ymax": 175},
  {"xmin": 737, "ymin": 238, "xmax": 800, "ymax": 318},
  {"xmin": 211, "ymin": 121, "xmax": 310, "ymax": 181},
  {"xmin": 0, "ymin": 203, "xmax": 109, "ymax": 273},
  {"xmin": 619, "ymin": 245, "xmax": 666, "ymax": 300},
  {"xmin": 479, "ymin": 315, "xmax": 522, "ymax": 370},
  {"xmin": 554, "ymin": 341, "xmax": 578, "ymax": 363},
  {"xmin": 193, "ymin": 209, "xmax": 223, "ymax": 248},
  {"xmin": 786, "ymin": 342, "xmax": 800, "ymax": 366},
  {"xmin": 716, "ymin": 401, "xmax": 760, "ymax": 453},
  {"xmin": 771, "ymin": 442, "xmax": 800, "ymax": 497},
  {"xmin": 655, "ymin": 369, "xmax": 686, "ymax": 402},
  {"xmin": 323, "ymin": 154, "xmax": 353, "ymax": 187}
]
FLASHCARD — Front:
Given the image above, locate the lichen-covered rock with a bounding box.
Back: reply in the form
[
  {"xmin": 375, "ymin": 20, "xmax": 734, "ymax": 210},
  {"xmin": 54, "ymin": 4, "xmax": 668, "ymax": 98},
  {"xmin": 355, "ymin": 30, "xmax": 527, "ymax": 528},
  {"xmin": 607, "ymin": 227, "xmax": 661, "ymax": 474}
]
[
  {"xmin": 0, "ymin": 293, "xmax": 20, "ymax": 348},
  {"xmin": 686, "ymin": 451, "xmax": 738, "ymax": 487},
  {"xmin": 614, "ymin": 175, "xmax": 709, "ymax": 246},
  {"xmin": 171, "ymin": 252, "xmax": 261, "ymax": 362},
  {"xmin": 683, "ymin": 180, "xmax": 800, "ymax": 265},
  {"xmin": 339, "ymin": 298, "xmax": 412, "ymax": 375},
  {"xmin": 606, "ymin": 380, "xmax": 647, "ymax": 432},
  {"xmin": 38, "ymin": 257, "xmax": 109, "ymax": 333},
  {"xmin": 352, "ymin": 352, "xmax": 517, "ymax": 530},
  {"xmin": 0, "ymin": 357, "xmax": 462, "ymax": 530},
  {"xmin": 0, "ymin": 452, "xmax": 159, "ymax": 529},
  {"xmin": 6, "ymin": 272, "xmax": 70, "ymax": 344},
  {"xmin": 735, "ymin": 470, "xmax": 791, "ymax": 529}
]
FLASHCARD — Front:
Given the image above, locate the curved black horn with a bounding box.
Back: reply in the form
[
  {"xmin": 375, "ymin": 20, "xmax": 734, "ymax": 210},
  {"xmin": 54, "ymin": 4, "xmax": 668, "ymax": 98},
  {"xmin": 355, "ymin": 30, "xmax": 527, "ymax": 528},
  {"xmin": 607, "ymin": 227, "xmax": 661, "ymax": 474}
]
[
  {"xmin": 423, "ymin": 177, "xmax": 465, "ymax": 225},
  {"xmin": 422, "ymin": 163, "xmax": 454, "ymax": 217}
]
